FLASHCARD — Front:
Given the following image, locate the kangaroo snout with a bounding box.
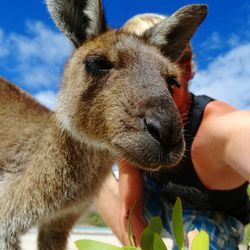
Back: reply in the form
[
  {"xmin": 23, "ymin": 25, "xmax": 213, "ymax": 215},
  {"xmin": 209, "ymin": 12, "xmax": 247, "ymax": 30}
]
[
  {"xmin": 139, "ymin": 96, "xmax": 184, "ymax": 166},
  {"xmin": 140, "ymin": 95, "xmax": 183, "ymax": 145},
  {"xmin": 142, "ymin": 112, "xmax": 183, "ymax": 150},
  {"xmin": 112, "ymin": 94, "xmax": 185, "ymax": 171}
]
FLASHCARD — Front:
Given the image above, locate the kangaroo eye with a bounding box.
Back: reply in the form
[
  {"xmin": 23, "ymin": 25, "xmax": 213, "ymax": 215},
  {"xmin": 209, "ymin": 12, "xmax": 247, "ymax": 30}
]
[
  {"xmin": 84, "ymin": 56, "xmax": 113, "ymax": 77},
  {"xmin": 166, "ymin": 76, "xmax": 181, "ymax": 89}
]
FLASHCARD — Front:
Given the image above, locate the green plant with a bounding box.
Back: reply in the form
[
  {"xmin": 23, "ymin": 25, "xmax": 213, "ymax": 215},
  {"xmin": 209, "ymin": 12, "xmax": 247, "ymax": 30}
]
[
  {"xmin": 243, "ymin": 223, "xmax": 250, "ymax": 244},
  {"xmin": 85, "ymin": 211, "xmax": 107, "ymax": 227},
  {"xmin": 172, "ymin": 197, "xmax": 184, "ymax": 250},
  {"xmin": 75, "ymin": 197, "xmax": 209, "ymax": 250}
]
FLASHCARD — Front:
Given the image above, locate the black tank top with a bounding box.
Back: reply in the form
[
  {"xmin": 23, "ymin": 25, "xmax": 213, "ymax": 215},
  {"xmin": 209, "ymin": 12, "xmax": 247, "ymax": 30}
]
[{"xmin": 144, "ymin": 93, "xmax": 250, "ymax": 224}]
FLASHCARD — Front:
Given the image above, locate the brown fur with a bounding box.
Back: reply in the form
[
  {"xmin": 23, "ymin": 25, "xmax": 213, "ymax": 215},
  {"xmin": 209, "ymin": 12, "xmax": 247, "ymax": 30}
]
[{"xmin": 0, "ymin": 1, "xmax": 207, "ymax": 249}]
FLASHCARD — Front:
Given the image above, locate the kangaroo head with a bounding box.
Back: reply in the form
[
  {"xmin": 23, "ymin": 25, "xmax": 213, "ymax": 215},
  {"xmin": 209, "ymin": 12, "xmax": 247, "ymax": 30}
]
[{"xmin": 46, "ymin": 0, "xmax": 207, "ymax": 170}]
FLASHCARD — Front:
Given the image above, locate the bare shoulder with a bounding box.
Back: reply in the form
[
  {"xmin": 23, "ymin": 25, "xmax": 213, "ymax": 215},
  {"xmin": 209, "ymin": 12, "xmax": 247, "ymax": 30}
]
[
  {"xmin": 194, "ymin": 99, "xmax": 250, "ymax": 148},
  {"xmin": 203, "ymin": 100, "xmax": 236, "ymax": 116},
  {"xmin": 191, "ymin": 99, "xmax": 249, "ymax": 189},
  {"xmin": 203, "ymin": 100, "xmax": 250, "ymax": 131}
]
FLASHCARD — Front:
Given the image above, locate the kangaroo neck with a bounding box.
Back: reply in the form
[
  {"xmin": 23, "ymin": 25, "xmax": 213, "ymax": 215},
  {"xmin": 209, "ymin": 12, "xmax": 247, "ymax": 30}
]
[{"xmin": 47, "ymin": 116, "xmax": 115, "ymax": 176}]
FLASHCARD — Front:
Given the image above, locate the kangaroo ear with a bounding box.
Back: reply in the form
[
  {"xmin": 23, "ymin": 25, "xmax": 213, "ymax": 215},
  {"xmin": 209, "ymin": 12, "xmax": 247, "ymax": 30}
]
[
  {"xmin": 143, "ymin": 4, "xmax": 207, "ymax": 62},
  {"xmin": 46, "ymin": 0, "xmax": 107, "ymax": 48}
]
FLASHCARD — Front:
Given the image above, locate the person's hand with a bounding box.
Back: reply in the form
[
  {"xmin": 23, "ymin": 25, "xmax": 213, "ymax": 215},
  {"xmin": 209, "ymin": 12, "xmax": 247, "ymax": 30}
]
[
  {"xmin": 119, "ymin": 202, "xmax": 148, "ymax": 246},
  {"xmin": 118, "ymin": 159, "xmax": 147, "ymax": 246}
]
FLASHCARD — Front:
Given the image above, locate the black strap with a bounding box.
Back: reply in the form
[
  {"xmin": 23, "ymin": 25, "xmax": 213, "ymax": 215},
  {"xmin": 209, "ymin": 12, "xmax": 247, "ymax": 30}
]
[{"xmin": 190, "ymin": 93, "xmax": 214, "ymax": 137}]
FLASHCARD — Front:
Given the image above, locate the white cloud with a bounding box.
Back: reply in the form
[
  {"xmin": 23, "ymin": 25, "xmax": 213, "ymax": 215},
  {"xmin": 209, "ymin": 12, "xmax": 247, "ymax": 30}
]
[
  {"xmin": 0, "ymin": 30, "xmax": 9, "ymax": 58},
  {"xmin": 201, "ymin": 32, "xmax": 223, "ymax": 51},
  {"xmin": 227, "ymin": 33, "xmax": 241, "ymax": 47},
  {"xmin": 0, "ymin": 21, "xmax": 72, "ymax": 91},
  {"xmin": 35, "ymin": 90, "xmax": 57, "ymax": 110},
  {"xmin": 191, "ymin": 42, "xmax": 250, "ymax": 109}
]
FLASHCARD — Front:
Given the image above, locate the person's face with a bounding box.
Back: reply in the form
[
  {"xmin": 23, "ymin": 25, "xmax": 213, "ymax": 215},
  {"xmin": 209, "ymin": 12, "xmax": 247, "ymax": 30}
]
[{"xmin": 171, "ymin": 60, "xmax": 192, "ymax": 118}]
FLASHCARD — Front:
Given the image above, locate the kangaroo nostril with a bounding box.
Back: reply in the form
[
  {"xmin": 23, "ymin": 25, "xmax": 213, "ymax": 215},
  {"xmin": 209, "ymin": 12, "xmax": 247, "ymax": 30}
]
[{"xmin": 143, "ymin": 118, "xmax": 161, "ymax": 143}]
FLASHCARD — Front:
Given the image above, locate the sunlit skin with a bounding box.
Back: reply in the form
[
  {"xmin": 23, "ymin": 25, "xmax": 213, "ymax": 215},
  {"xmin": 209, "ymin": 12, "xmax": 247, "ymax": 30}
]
[{"xmin": 172, "ymin": 60, "xmax": 193, "ymax": 119}]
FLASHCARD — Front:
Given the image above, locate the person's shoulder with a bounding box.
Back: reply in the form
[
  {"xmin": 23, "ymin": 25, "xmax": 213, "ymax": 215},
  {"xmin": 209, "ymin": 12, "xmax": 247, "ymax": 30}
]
[
  {"xmin": 194, "ymin": 100, "xmax": 238, "ymax": 148},
  {"xmin": 203, "ymin": 100, "xmax": 237, "ymax": 119},
  {"xmin": 200, "ymin": 100, "xmax": 250, "ymax": 140},
  {"xmin": 192, "ymin": 99, "xmax": 249, "ymax": 189},
  {"xmin": 204, "ymin": 100, "xmax": 250, "ymax": 123}
]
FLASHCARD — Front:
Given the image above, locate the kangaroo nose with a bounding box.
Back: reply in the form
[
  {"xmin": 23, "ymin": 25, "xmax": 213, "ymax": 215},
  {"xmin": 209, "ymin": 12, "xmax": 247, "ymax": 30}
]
[
  {"xmin": 137, "ymin": 96, "xmax": 183, "ymax": 149},
  {"xmin": 143, "ymin": 116, "xmax": 181, "ymax": 149},
  {"xmin": 143, "ymin": 118, "xmax": 161, "ymax": 143}
]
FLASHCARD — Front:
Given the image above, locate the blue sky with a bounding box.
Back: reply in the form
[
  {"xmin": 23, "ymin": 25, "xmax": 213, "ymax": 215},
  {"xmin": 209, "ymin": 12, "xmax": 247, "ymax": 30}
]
[{"xmin": 1, "ymin": 0, "xmax": 250, "ymax": 109}]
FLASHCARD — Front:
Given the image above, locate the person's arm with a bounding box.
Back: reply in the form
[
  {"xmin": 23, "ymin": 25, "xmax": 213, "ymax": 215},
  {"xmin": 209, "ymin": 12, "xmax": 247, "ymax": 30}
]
[
  {"xmin": 118, "ymin": 159, "xmax": 148, "ymax": 246},
  {"xmin": 94, "ymin": 161, "xmax": 147, "ymax": 246},
  {"xmin": 194, "ymin": 101, "xmax": 250, "ymax": 185},
  {"xmin": 222, "ymin": 110, "xmax": 250, "ymax": 181},
  {"xmin": 94, "ymin": 173, "xmax": 122, "ymax": 239}
]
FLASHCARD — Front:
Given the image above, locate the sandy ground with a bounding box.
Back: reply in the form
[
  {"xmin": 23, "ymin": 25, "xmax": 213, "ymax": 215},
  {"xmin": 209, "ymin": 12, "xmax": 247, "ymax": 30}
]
[{"xmin": 21, "ymin": 226, "xmax": 174, "ymax": 250}]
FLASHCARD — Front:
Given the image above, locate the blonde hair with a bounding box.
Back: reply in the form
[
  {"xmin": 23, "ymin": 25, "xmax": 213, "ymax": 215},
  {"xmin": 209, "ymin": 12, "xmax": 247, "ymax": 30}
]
[
  {"xmin": 123, "ymin": 13, "xmax": 166, "ymax": 35},
  {"xmin": 123, "ymin": 13, "xmax": 194, "ymax": 66}
]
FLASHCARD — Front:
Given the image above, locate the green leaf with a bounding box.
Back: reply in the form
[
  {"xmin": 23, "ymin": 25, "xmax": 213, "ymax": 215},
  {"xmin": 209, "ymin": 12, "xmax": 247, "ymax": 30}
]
[
  {"xmin": 141, "ymin": 228, "xmax": 154, "ymax": 250},
  {"xmin": 141, "ymin": 228, "xmax": 168, "ymax": 250},
  {"xmin": 140, "ymin": 216, "xmax": 162, "ymax": 249},
  {"xmin": 191, "ymin": 230, "xmax": 209, "ymax": 250},
  {"xmin": 75, "ymin": 239, "xmax": 122, "ymax": 250},
  {"xmin": 148, "ymin": 216, "xmax": 163, "ymax": 235},
  {"xmin": 172, "ymin": 197, "xmax": 184, "ymax": 250},
  {"xmin": 152, "ymin": 232, "xmax": 168, "ymax": 250}
]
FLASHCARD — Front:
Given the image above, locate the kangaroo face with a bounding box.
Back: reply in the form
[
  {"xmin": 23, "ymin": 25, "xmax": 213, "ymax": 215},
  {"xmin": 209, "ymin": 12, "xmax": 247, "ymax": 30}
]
[
  {"xmin": 48, "ymin": 0, "xmax": 207, "ymax": 170},
  {"xmin": 57, "ymin": 31, "xmax": 184, "ymax": 170}
]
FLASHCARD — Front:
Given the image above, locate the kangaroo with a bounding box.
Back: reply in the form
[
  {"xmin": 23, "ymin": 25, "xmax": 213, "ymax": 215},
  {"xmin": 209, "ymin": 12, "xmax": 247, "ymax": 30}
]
[{"xmin": 0, "ymin": 0, "xmax": 207, "ymax": 249}]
